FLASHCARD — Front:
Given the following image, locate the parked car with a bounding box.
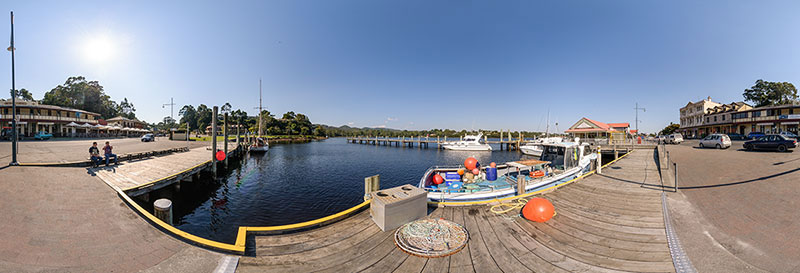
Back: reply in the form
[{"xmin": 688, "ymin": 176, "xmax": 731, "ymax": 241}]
[
  {"xmin": 779, "ymin": 131, "xmax": 800, "ymax": 140},
  {"xmin": 744, "ymin": 134, "xmax": 797, "ymax": 152},
  {"xmin": 666, "ymin": 133, "xmax": 683, "ymax": 144},
  {"xmin": 699, "ymin": 134, "xmax": 731, "ymax": 149},
  {"xmin": 141, "ymin": 133, "xmax": 155, "ymax": 142},
  {"xmin": 34, "ymin": 131, "xmax": 53, "ymax": 140},
  {"xmin": 746, "ymin": 132, "xmax": 765, "ymax": 140},
  {"xmin": 727, "ymin": 133, "xmax": 747, "ymax": 140}
]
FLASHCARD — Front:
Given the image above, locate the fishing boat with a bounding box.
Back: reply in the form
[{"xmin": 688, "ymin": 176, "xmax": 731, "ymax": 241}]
[
  {"xmin": 519, "ymin": 137, "xmax": 563, "ymax": 156},
  {"xmin": 419, "ymin": 140, "xmax": 596, "ymax": 203},
  {"xmin": 441, "ymin": 133, "xmax": 492, "ymax": 151},
  {"xmin": 250, "ymin": 79, "xmax": 269, "ymax": 153}
]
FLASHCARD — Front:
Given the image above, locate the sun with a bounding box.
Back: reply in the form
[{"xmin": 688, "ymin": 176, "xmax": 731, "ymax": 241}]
[{"xmin": 83, "ymin": 35, "xmax": 115, "ymax": 63}]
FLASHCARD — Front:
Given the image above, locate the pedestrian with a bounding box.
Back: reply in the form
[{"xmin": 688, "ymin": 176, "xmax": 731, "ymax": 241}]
[
  {"xmin": 103, "ymin": 141, "xmax": 118, "ymax": 166},
  {"xmin": 89, "ymin": 142, "xmax": 102, "ymax": 167}
]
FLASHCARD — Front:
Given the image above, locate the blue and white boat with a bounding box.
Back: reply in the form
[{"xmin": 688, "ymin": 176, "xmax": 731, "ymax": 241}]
[{"xmin": 418, "ymin": 141, "xmax": 597, "ymax": 203}]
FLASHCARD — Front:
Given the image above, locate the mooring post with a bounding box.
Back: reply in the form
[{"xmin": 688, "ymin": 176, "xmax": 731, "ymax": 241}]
[
  {"xmin": 674, "ymin": 162, "xmax": 678, "ymax": 192},
  {"xmin": 517, "ymin": 174, "xmax": 525, "ymax": 195},
  {"xmin": 212, "ymin": 106, "xmax": 218, "ymax": 174},
  {"xmin": 364, "ymin": 175, "xmax": 380, "ymax": 201},
  {"xmin": 596, "ymin": 148, "xmax": 602, "ymax": 174},
  {"xmin": 154, "ymin": 199, "xmax": 173, "ymax": 226},
  {"xmin": 224, "ymin": 113, "xmax": 229, "ymax": 166}
]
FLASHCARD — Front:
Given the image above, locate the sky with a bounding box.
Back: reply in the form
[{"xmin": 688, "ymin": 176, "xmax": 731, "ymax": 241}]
[{"xmin": 2, "ymin": 0, "xmax": 800, "ymax": 134}]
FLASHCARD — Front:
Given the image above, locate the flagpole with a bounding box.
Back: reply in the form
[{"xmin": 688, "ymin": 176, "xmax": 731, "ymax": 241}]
[{"xmin": 9, "ymin": 11, "xmax": 18, "ymax": 166}]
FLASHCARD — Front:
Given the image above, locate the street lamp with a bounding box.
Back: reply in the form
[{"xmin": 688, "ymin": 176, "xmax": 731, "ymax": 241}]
[
  {"xmin": 8, "ymin": 11, "xmax": 18, "ymax": 166},
  {"xmin": 634, "ymin": 103, "xmax": 646, "ymax": 135}
]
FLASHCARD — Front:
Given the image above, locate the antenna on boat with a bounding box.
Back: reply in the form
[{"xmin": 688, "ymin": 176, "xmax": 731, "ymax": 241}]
[{"xmin": 258, "ymin": 78, "xmax": 263, "ymax": 137}]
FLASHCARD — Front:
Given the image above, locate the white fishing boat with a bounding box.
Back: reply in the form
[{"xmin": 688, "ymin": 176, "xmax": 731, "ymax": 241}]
[
  {"xmin": 250, "ymin": 79, "xmax": 269, "ymax": 153},
  {"xmin": 441, "ymin": 133, "xmax": 492, "ymax": 151},
  {"xmin": 519, "ymin": 137, "xmax": 563, "ymax": 156},
  {"xmin": 419, "ymin": 141, "xmax": 596, "ymax": 203}
]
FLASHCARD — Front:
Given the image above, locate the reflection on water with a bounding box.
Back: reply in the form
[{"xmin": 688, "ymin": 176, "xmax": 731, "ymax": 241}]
[{"xmin": 139, "ymin": 138, "xmax": 532, "ymax": 243}]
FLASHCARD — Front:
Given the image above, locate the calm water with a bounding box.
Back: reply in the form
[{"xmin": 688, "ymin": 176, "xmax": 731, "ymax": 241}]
[{"xmin": 139, "ymin": 138, "xmax": 537, "ymax": 244}]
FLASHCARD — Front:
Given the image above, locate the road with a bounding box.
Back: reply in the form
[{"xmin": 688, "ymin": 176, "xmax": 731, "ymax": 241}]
[
  {"xmin": 0, "ymin": 137, "xmax": 210, "ymax": 165},
  {"xmin": 666, "ymin": 139, "xmax": 800, "ymax": 272}
]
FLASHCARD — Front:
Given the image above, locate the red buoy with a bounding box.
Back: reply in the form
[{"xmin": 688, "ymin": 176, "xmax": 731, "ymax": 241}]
[
  {"xmin": 471, "ymin": 168, "xmax": 480, "ymax": 175},
  {"xmin": 522, "ymin": 198, "xmax": 555, "ymax": 222},
  {"xmin": 433, "ymin": 174, "xmax": 444, "ymax": 185},
  {"xmin": 215, "ymin": 150, "xmax": 226, "ymax": 161},
  {"xmin": 464, "ymin": 157, "xmax": 478, "ymax": 170}
]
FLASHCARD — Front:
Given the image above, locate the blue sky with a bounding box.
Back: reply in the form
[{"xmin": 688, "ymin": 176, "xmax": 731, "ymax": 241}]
[{"xmin": 2, "ymin": 0, "xmax": 800, "ymax": 133}]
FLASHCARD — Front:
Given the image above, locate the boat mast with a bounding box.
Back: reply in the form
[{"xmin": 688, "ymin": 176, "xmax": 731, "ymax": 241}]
[
  {"xmin": 545, "ymin": 109, "xmax": 550, "ymax": 138},
  {"xmin": 258, "ymin": 79, "xmax": 263, "ymax": 137}
]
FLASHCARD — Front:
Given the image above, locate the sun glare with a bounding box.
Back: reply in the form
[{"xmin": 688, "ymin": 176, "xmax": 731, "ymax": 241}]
[{"xmin": 83, "ymin": 35, "xmax": 115, "ymax": 63}]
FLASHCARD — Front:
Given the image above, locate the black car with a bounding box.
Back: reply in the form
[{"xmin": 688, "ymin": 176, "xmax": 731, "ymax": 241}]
[
  {"xmin": 727, "ymin": 133, "xmax": 747, "ymax": 140},
  {"xmin": 744, "ymin": 134, "xmax": 797, "ymax": 152},
  {"xmin": 746, "ymin": 132, "xmax": 765, "ymax": 140}
]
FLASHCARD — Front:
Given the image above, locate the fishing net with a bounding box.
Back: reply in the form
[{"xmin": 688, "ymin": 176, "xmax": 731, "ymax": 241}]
[{"xmin": 394, "ymin": 218, "xmax": 469, "ymax": 258}]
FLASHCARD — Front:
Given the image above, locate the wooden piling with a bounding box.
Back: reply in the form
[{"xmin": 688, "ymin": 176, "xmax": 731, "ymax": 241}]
[
  {"xmin": 211, "ymin": 106, "xmax": 218, "ymax": 174},
  {"xmin": 223, "ymin": 113, "xmax": 229, "ymax": 166}
]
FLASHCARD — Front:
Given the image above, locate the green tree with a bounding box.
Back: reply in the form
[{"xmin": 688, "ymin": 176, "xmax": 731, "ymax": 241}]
[
  {"xmin": 41, "ymin": 76, "xmax": 121, "ymax": 118},
  {"xmin": 179, "ymin": 105, "xmax": 198, "ymax": 132},
  {"xmin": 12, "ymin": 88, "xmax": 34, "ymax": 101},
  {"xmin": 118, "ymin": 97, "xmax": 136, "ymax": 119},
  {"xmin": 196, "ymin": 104, "xmax": 212, "ymax": 132},
  {"xmin": 659, "ymin": 123, "xmax": 680, "ymax": 136},
  {"xmin": 743, "ymin": 79, "xmax": 799, "ymax": 107}
]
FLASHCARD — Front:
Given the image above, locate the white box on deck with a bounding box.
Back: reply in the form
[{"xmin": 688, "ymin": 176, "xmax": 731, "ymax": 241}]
[{"xmin": 369, "ymin": 184, "xmax": 427, "ymax": 232}]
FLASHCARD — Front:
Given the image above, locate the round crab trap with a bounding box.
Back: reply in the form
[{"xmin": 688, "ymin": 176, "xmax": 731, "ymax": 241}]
[{"xmin": 394, "ymin": 218, "xmax": 469, "ymax": 258}]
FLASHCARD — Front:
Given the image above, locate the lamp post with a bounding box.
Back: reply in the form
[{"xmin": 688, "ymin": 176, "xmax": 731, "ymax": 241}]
[
  {"xmin": 162, "ymin": 97, "xmax": 175, "ymax": 127},
  {"xmin": 8, "ymin": 11, "xmax": 18, "ymax": 166},
  {"xmin": 634, "ymin": 103, "xmax": 646, "ymax": 135}
]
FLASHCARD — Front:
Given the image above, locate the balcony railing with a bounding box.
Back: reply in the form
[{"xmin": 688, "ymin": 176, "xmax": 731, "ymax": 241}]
[{"xmin": 0, "ymin": 114, "xmax": 97, "ymax": 124}]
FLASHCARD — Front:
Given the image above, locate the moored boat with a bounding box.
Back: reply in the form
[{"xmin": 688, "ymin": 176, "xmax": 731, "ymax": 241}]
[
  {"xmin": 419, "ymin": 141, "xmax": 596, "ymax": 203},
  {"xmin": 441, "ymin": 133, "xmax": 492, "ymax": 151},
  {"xmin": 519, "ymin": 137, "xmax": 563, "ymax": 156},
  {"xmin": 250, "ymin": 137, "xmax": 269, "ymax": 152}
]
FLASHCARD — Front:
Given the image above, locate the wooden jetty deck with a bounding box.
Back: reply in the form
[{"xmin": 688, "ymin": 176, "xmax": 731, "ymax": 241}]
[
  {"xmin": 94, "ymin": 142, "xmax": 239, "ymax": 196},
  {"xmin": 237, "ymin": 149, "xmax": 675, "ymax": 272},
  {"xmin": 346, "ymin": 136, "xmax": 527, "ymax": 150}
]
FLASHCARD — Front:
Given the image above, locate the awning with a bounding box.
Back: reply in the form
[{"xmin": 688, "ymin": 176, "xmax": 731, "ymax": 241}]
[
  {"xmin": 80, "ymin": 123, "xmax": 93, "ymax": 128},
  {"xmin": 38, "ymin": 122, "xmax": 54, "ymax": 125},
  {"xmin": 757, "ymin": 123, "xmax": 774, "ymax": 126},
  {"xmin": 65, "ymin": 122, "xmax": 79, "ymax": 127},
  {"xmin": 781, "ymin": 121, "xmax": 799, "ymax": 125}
]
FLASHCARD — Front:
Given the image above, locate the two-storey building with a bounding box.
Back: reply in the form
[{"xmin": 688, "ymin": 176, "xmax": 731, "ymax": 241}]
[
  {"xmin": 678, "ymin": 96, "xmax": 721, "ymax": 138},
  {"xmin": 0, "ymin": 99, "xmax": 100, "ymax": 137}
]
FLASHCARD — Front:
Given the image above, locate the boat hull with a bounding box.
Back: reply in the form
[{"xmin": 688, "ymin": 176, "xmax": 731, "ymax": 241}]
[
  {"xmin": 249, "ymin": 146, "xmax": 269, "ymax": 152},
  {"xmin": 519, "ymin": 146, "xmax": 543, "ymax": 156},
  {"xmin": 441, "ymin": 144, "xmax": 492, "ymax": 151}
]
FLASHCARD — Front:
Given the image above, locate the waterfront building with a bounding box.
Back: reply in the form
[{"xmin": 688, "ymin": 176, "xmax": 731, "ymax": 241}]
[
  {"xmin": 678, "ymin": 96, "xmax": 721, "ymax": 138},
  {"xmin": 0, "ymin": 99, "xmax": 100, "ymax": 137},
  {"xmin": 677, "ymin": 98, "xmax": 800, "ymax": 137},
  {"xmin": 565, "ymin": 118, "xmax": 631, "ymax": 138},
  {"xmin": 107, "ymin": 116, "xmax": 147, "ymax": 129}
]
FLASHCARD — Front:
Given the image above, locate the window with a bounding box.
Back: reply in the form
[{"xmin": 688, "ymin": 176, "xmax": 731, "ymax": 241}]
[
  {"xmin": 753, "ymin": 111, "xmax": 761, "ymax": 117},
  {"xmin": 732, "ymin": 112, "xmax": 748, "ymax": 119},
  {"xmin": 722, "ymin": 115, "xmax": 725, "ymax": 121},
  {"xmin": 706, "ymin": 117, "xmax": 710, "ymax": 123},
  {"xmin": 714, "ymin": 116, "xmax": 717, "ymax": 122}
]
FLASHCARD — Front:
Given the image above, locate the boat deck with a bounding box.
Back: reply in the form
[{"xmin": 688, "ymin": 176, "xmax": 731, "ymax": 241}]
[{"xmin": 237, "ymin": 149, "xmax": 675, "ymax": 272}]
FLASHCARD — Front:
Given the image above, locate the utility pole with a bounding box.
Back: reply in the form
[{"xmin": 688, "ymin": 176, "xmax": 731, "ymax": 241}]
[
  {"xmin": 162, "ymin": 97, "xmax": 175, "ymax": 125},
  {"xmin": 8, "ymin": 11, "xmax": 18, "ymax": 166},
  {"xmin": 634, "ymin": 103, "xmax": 646, "ymax": 134}
]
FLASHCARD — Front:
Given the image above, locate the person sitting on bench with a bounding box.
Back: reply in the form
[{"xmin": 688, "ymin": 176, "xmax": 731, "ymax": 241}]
[
  {"xmin": 103, "ymin": 141, "xmax": 118, "ymax": 166},
  {"xmin": 89, "ymin": 142, "xmax": 102, "ymax": 167}
]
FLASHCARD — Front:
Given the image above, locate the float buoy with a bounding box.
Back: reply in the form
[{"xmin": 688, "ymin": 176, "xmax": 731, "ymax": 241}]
[
  {"xmin": 490, "ymin": 162, "xmax": 496, "ymax": 168},
  {"xmin": 522, "ymin": 198, "xmax": 555, "ymax": 222},
  {"xmin": 471, "ymin": 168, "xmax": 480, "ymax": 175},
  {"xmin": 457, "ymin": 169, "xmax": 465, "ymax": 175},
  {"xmin": 215, "ymin": 150, "xmax": 226, "ymax": 161},
  {"xmin": 464, "ymin": 157, "xmax": 478, "ymax": 170},
  {"xmin": 433, "ymin": 174, "xmax": 444, "ymax": 185}
]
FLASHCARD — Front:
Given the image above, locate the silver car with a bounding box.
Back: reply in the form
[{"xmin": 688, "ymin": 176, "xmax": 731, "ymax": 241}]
[{"xmin": 699, "ymin": 134, "xmax": 731, "ymax": 149}]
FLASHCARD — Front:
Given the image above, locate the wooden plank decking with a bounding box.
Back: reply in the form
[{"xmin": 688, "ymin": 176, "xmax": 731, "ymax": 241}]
[
  {"xmin": 93, "ymin": 142, "xmax": 237, "ymax": 194},
  {"xmin": 237, "ymin": 149, "xmax": 675, "ymax": 273}
]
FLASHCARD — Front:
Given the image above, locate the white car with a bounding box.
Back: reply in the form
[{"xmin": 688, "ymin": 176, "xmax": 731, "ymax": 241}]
[
  {"xmin": 666, "ymin": 133, "xmax": 683, "ymax": 144},
  {"xmin": 699, "ymin": 134, "xmax": 731, "ymax": 149}
]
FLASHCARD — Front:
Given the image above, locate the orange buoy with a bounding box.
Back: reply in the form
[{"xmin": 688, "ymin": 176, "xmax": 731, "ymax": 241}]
[
  {"xmin": 464, "ymin": 157, "xmax": 478, "ymax": 170},
  {"xmin": 522, "ymin": 198, "xmax": 555, "ymax": 222},
  {"xmin": 457, "ymin": 169, "xmax": 465, "ymax": 175},
  {"xmin": 433, "ymin": 174, "xmax": 444, "ymax": 185},
  {"xmin": 490, "ymin": 162, "xmax": 496, "ymax": 168}
]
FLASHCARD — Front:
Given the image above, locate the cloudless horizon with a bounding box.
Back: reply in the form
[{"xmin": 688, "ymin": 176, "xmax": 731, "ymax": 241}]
[{"xmin": 3, "ymin": 0, "xmax": 800, "ymax": 133}]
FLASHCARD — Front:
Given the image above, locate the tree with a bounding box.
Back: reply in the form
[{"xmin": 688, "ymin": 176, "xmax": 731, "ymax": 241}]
[
  {"xmin": 179, "ymin": 105, "xmax": 198, "ymax": 132},
  {"xmin": 12, "ymin": 88, "xmax": 34, "ymax": 101},
  {"xmin": 41, "ymin": 76, "xmax": 122, "ymax": 118},
  {"xmin": 118, "ymin": 97, "xmax": 136, "ymax": 119},
  {"xmin": 196, "ymin": 104, "xmax": 212, "ymax": 132},
  {"xmin": 221, "ymin": 102, "xmax": 232, "ymax": 114},
  {"xmin": 659, "ymin": 123, "xmax": 680, "ymax": 136},
  {"xmin": 743, "ymin": 79, "xmax": 798, "ymax": 107}
]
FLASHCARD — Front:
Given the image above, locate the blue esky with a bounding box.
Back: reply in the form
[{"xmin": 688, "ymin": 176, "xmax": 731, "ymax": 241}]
[{"xmin": 2, "ymin": 0, "xmax": 800, "ymax": 133}]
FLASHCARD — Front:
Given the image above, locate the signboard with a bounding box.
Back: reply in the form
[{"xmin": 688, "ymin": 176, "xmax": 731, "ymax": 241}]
[{"xmin": 779, "ymin": 114, "xmax": 800, "ymax": 119}]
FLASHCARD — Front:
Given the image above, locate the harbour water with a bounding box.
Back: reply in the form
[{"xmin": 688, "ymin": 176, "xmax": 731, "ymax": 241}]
[{"xmin": 137, "ymin": 137, "xmax": 534, "ymax": 243}]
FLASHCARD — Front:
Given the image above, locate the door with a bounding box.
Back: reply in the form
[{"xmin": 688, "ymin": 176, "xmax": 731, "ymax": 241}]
[{"xmin": 764, "ymin": 135, "xmax": 779, "ymax": 149}]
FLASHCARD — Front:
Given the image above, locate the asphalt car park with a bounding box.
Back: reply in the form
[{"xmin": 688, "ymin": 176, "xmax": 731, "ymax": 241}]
[{"xmin": 665, "ymin": 139, "xmax": 800, "ymax": 272}]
